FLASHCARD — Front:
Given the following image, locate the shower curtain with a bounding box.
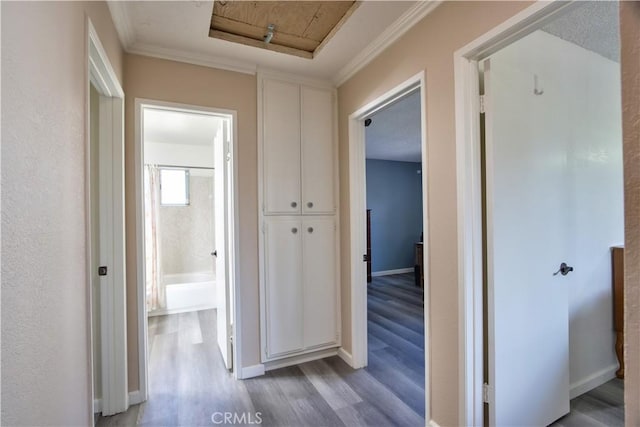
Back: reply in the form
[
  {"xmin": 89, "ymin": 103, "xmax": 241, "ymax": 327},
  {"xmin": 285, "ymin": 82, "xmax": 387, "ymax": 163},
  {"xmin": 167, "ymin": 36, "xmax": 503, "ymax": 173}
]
[{"xmin": 144, "ymin": 165, "xmax": 165, "ymax": 311}]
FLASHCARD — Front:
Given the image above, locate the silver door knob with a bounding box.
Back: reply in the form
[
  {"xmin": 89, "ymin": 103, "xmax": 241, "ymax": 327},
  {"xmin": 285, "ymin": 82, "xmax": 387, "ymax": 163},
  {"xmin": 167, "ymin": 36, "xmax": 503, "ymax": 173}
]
[
  {"xmin": 307, "ymin": 202, "xmax": 314, "ymax": 208},
  {"xmin": 308, "ymin": 227, "xmax": 314, "ymax": 233},
  {"xmin": 291, "ymin": 202, "xmax": 297, "ymax": 208},
  {"xmin": 291, "ymin": 227, "xmax": 298, "ymax": 234}
]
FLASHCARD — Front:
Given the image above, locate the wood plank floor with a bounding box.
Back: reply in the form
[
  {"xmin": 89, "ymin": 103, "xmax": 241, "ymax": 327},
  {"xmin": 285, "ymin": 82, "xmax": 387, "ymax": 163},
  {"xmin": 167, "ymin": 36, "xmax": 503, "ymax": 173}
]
[
  {"xmin": 550, "ymin": 378, "xmax": 624, "ymax": 427},
  {"xmin": 97, "ymin": 273, "xmax": 425, "ymax": 427}
]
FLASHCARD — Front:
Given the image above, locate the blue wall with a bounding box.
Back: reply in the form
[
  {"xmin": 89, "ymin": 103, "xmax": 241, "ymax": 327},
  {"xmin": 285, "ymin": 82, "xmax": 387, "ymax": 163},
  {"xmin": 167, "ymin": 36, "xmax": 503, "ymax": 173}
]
[{"xmin": 366, "ymin": 159, "xmax": 423, "ymax": 273}]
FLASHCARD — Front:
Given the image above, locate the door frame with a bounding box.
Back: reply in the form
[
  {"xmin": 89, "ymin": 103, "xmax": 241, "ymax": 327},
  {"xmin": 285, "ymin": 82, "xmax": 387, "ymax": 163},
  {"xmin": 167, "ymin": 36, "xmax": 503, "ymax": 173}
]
[
  {"xmin": 85, "ymin": 18, "xmax": 128, "ymax": 418},
  {"xmin": 347, "ymin": 71, "xmax": 430, "ymax": 420},
  {"xmin": 453, "ymin": 1, "xmax": 584, "ymax": 425},
  {"xmin": 134, "ymin": 99, "xmax": 242, "ymax": 400}
]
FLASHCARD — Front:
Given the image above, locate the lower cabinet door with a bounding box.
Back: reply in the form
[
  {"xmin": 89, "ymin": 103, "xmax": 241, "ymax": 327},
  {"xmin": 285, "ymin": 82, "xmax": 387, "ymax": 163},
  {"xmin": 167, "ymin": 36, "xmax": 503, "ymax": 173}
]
[
  {"xmin": 265, "ymin": 217, "xmax": 303, "ymax": 357},
  {"xmin": 302, "ymin": 217, "xmax": 338, "ymax": 348}
]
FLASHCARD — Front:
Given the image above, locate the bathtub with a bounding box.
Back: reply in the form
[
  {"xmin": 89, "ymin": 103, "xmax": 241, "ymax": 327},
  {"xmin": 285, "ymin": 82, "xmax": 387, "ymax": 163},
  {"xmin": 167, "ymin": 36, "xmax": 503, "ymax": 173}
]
[{"xmin": 149, "ymin": 272, "xmax": 216, "ymax": 316}]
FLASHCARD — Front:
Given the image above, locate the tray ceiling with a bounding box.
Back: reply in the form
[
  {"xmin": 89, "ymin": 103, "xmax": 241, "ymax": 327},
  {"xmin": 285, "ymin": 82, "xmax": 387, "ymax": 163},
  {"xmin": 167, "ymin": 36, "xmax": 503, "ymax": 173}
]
[{"xmin": 209, "ymin": 1, "xmax": 360, "ymax": 59}]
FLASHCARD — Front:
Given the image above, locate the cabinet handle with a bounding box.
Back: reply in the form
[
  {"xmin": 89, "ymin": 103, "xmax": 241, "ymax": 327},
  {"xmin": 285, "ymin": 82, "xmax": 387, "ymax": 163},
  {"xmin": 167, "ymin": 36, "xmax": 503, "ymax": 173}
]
[
  {"xmin": 291, "ymin": 227, "xmax": 298, "ymax": 234},
  {"xmin": 307, "ymin": 202, "xmax": 314, "ymax": 208},
  {"xmin": 308, "ymin": 227, "xmax": 314, "ymax": 233},
  {"xmin": 291, "ymin": 202, "xmax": 297, "ymax": 208}
]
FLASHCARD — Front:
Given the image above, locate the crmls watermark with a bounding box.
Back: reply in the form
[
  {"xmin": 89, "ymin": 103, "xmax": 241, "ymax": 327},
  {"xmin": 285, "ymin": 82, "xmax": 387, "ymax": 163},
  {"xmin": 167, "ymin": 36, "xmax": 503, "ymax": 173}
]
[{"xmin": 211, "ymin": 411, "xmax": 263, "ymax": 425}]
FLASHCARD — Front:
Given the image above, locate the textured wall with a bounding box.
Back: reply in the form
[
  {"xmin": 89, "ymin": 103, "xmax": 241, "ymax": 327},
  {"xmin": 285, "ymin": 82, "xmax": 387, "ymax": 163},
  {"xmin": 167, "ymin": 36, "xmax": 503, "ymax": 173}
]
[
  {"xmin": 160, "ymin": 174, "xmax": 215, "ymax": 275},
  {"xmin": 620, "ymin": 2, "xmax": 640, "ymax": 425},
  {"xmin": 124, "ymin": 53, "xmax": 259, "ymax": 389},
  {"xmin": 1, "ymin": 1, "xmax": 123, "ymax": 425},
  {"xmin": 366, "ymin": 160, "xmax": 423, "ymax": 272},
  {"xmin": 337, "ymin": 2, "xmax": 533, "ymax": 425}
]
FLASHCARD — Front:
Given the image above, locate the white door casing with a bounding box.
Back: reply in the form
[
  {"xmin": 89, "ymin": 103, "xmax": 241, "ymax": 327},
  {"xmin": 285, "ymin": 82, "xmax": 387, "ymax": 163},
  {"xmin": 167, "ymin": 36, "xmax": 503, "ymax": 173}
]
[{"xmin": 484, "ymin": 56, "xmax": 570, "ymax": 426}]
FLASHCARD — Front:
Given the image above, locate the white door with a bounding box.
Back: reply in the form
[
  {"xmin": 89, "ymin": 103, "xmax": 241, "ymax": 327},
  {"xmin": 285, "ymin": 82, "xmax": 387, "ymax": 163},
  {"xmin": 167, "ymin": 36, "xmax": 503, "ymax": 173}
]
[
  {"xmin": 302, "ymin": 217, "xmax": 337, "ymax": 348},
  {"xmin": 484, "ymin": 55, "xmax": 570, "ymax": 426},
  {"xmin": 263, "ymin": 79, "xmax": 301, "ymax": 215},
  {"xmin": 301, "ymin": 86, "xmax": 335, "ymax": 214},
  {"xmin": 215, "ymin": 119, "xmax": 232, "ymax": 370},
  {"xmin": 264, "ymin": 217, "xmax": 304, "ymax": 358}
]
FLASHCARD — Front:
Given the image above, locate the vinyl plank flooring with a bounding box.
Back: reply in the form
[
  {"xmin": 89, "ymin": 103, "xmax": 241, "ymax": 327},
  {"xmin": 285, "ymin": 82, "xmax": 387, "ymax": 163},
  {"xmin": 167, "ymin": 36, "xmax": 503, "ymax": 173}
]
[{"xmin": 550, "ymin": 379, "xmax": 624, "ymax": 427}]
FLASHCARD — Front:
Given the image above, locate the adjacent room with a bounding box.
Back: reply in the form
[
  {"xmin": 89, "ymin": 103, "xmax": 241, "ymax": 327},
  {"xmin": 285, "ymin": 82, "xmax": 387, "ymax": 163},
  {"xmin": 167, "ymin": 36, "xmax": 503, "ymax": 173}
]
[
  {"xmin": 481, "ymin": 2, "xmax": 624, "ymax": 426},
  {"xmin": 363, "ymin": 88, "xmax": 425, "ymax": 420}
]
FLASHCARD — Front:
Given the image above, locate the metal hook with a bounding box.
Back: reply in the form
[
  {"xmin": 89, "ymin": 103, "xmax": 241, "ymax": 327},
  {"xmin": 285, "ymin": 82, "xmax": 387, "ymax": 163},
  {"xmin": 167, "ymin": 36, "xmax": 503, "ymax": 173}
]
[{"xmin": 534, "ymin": 74, "xmax": 544, "ymax": 96}]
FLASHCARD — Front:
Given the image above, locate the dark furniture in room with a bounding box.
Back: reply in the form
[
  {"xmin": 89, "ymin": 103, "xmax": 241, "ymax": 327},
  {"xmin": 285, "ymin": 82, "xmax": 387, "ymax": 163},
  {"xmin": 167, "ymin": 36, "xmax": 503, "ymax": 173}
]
[{"xmin": 612, "ymin": 246, "xmax": 624, "ymax": 379}]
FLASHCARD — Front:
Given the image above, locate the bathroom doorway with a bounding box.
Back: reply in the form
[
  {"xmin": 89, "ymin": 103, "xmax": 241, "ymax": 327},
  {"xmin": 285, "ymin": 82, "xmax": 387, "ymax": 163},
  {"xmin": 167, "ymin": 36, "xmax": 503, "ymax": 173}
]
[{"xmin": 135, "ymin": 100, "xmax": 239, "ymax": 410}]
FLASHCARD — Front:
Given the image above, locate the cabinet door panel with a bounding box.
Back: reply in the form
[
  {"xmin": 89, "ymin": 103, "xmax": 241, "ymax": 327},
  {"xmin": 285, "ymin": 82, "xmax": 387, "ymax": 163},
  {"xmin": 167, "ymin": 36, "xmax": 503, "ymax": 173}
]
[
  {"xmin": 265, "ymin": 218, "xmax": 303, "ymax": 357},
  {"xmin": 263, "ymin": 80, "xmax": 301, "ymax": 214},
  {"xmin": 301, "ymin": 87, "xmax": 335, "ymax": 214},
  {"xmin": 302, "ymin": 217, "xmax": 337, "ymax": 348}
]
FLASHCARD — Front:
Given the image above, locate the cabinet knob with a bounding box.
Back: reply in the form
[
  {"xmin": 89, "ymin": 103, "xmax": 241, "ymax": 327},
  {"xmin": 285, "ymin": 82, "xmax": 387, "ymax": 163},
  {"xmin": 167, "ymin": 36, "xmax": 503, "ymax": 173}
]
[
  {"xmin": 291, "ymin": 227, "xmax": 298, "ymax": 234},
  {"xmin": 308, "ymin": 227, "xmax": 314, "ymax": 233},
  {"xmin": 307, "ymin": 202, "xmax": 314, "ymax": 208},
  {"xmin": 291, "ymin": 202, "xmax": 297, "ymax": 208}
]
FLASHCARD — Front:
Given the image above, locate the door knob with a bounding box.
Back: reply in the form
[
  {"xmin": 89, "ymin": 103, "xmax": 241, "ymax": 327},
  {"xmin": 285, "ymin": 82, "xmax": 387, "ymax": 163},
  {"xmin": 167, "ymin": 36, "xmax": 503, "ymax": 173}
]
[
  {"xmin": 307, "ymin": 202, "xmax": 314, "ymax": 208},
  {"xmin": 307, "ymin": 227, "xmax": 314, "ymax": 233},
  {"xmin": 291, "ymin": 202, "xmax": 297, "ymax": 208},
  {"xmin": 291, "ymin": 227, "xmax": 298, "ymax": 234},
  {"xmin": 554, "ymin": 262, "xmax": 573, "ymax": 276},
  {"xmin": 211, "ymin": 250, "xmax": 217, "ymax": 257}
]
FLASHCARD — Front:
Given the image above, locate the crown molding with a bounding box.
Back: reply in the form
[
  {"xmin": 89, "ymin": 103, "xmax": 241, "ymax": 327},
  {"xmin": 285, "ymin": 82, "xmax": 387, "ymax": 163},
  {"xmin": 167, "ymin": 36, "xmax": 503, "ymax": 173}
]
[
  {"xmin": 107, "ymin": 1, "xmax": 135, "ymax": 49},
  {"xmin": 127, "ymin": 42, "xmax": 258, "ymax": 76},
  {"xmin": 333, "ymin": 0, "xmax": 442, "ymax": 87}
]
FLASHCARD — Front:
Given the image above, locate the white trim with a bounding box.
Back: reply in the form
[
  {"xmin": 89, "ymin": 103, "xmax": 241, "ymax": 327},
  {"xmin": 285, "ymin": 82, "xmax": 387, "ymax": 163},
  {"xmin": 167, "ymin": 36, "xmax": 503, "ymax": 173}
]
[
  {"xmin": 347, "ymin": 71, "xmax": 430, "ymax": 421},
  {"xmin": 334, "ymin": 1, "xmax": 441, "ymax": 86},
  {"xmin": 371, "ymin": 268, "xmax": 414, "ymax": 277},
  {"xmin": 239, "ymin": 364, "xmax": 266, "ymax": 380},
  {"xmin": 453, "ymin": 2, "xmax": 578, "ymax": 426},
  {"xmin": 256, "ymin": 67, "xmax": 334, "ymax": 90},
  {"xmin": 106, "ymin": 1, "xmax": 135, "ymax": 50},
  {"xmin": 93, "ymin": 399, "xmax": 102, "ymax": 415},
  {"xmin": 570, "ymin": 365, "xmax": 618, "ymax": 400},
  {"xmin": 134, "ymin": 99, "xmax": 243, "ymax": 402},
  {"xmin": 128, "ymin": 390, "xmax": 144, "ymax": 406},
  {"xmin": 264, "ymin": 348, "xmax": 339, "ymax": 372},
  {"xmin": 86, "ymin": 17, "xmax": 127, "ymax": 422},
  {"xmin": 337, "ymin": 348, "xmax": 354, "ymax": 367},
  {"xmin": 127, "ymin": 42, "xmax": 258, "ymax": 76},
  {"xmin": 429, "ymin": 421, "xmax": 442, "ymax": 427}
]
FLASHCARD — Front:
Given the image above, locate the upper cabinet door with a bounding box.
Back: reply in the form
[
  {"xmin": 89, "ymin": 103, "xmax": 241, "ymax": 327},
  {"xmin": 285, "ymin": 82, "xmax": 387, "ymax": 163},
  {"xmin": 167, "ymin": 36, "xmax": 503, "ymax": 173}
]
[
  {"xmin": 263, "ymin": 79, "xmax": 301, "ymax": 214},
  {"xmin": 301, "ymin": 86, "xmax": 335, "ymax": 214}
]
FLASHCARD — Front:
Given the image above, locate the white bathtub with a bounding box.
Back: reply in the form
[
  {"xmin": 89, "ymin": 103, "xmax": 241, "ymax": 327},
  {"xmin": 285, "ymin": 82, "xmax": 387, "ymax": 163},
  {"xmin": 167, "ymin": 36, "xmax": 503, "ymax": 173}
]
[{"xmin": 149, "ymin": 272, "xmax": 216, "ymax": 316}]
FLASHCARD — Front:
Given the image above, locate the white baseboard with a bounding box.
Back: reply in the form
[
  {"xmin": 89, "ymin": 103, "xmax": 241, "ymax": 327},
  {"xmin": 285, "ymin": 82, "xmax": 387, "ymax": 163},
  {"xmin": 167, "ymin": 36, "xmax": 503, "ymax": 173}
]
[
  {"xmin": 128, "ymin": 390, "xmax": 144, "ymax": 406},
  {"xmin": 264, "ymin": 347, "xmax": 338, "ymax": 371},
  {"xmin": 337, "ymin": 347, "xmax": 354, "ymax": 367},
  {"xmin": 371, "ymin": 267, "xmax": 414, "ymax": 277},
  {"xmin": 570, "ymin": 364, "xmax": 618, "ymax": 399},
  {"xmin": 93, "ymin": 398, "xmax": 102, "ymax": 414},
  {"xmin": 239, "ymin": 364, "xmax": 265, "ymax": 379},
  {"xmin": 429, "ymin": 420, "xmax": 442, "ymax": 427},
  {"xmin": 94, "ymin": 390, "xmax": 143, "ymax": 417}
]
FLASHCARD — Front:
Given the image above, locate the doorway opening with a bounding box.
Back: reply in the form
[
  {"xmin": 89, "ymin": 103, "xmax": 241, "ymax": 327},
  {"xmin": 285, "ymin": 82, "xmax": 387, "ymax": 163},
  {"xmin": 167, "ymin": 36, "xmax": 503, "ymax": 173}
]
[
  {"xmin": 364, "ymin": 87, "xmax": 426, "ymax": 420},
  {"xmin": 471, "ymin": 2, "xmax": 624, "ymax": 426},
  {"xmin": 134, "ymin": 100, "xmax": 240, "ymax": 419},
  {"xmin": 347, "ymin": 72, "xmax": 430, "ymax": 423}
]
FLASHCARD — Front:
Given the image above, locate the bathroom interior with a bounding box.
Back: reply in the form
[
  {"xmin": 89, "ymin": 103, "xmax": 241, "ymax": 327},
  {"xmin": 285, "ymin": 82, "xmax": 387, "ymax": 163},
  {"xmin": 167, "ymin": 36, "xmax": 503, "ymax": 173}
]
[{"xmin": 143, "ymin": 107, "xmax": 221, "ymax": 316}]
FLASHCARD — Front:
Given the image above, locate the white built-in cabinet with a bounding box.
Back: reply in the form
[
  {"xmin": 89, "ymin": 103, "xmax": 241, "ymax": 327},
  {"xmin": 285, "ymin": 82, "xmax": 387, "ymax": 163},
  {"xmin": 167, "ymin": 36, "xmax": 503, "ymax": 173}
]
[{"xmin": 259, "ymin": 74, "xmax": 340, "ymax": 363}]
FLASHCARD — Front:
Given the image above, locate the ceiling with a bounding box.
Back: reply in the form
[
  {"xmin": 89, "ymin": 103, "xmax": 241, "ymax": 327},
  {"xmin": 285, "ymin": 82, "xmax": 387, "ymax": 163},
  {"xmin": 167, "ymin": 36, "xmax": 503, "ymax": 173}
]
[
  {"xmin": 542, "ymin": 1, "xmax": 619, "ymax": 63},
  {"xmin": 107, "ymin": 1, "xmax": 436, "ymax": 83},
  {"xmin": 365, "ymin": 89, "xmax": 421, "ymax": 163},
  {"xmin": 209, "ymin": 1, "xmax": 359, "ymax": 59},
  {"xmin": 143, "ymin": 108, "xmax": 221, "ymax": 146}
]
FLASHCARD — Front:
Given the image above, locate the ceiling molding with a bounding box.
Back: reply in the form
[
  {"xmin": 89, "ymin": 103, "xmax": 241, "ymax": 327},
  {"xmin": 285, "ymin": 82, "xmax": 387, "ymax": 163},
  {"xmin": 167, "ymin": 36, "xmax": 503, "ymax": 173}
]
[
  {"xmin": 333, "ymin": 0, "xmax": 442, "ymax": 87},
  {"xmin": 127, "ymin": 42, "xmax": 258, "ymax": 76},
  {"xmin": 107, "ymin": 1, "xmax": 135, "ymax": 49}
]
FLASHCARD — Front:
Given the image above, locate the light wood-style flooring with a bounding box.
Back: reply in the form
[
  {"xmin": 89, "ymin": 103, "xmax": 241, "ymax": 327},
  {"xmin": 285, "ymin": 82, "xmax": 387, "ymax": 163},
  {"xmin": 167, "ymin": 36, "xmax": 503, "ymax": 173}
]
[
  {"xmin": 550, "ymin": 378, "xmax": 624, "ymax": 427},
  {"xmin": 97, "ymin": 273, "xmax": 425, "ymax": 426}
]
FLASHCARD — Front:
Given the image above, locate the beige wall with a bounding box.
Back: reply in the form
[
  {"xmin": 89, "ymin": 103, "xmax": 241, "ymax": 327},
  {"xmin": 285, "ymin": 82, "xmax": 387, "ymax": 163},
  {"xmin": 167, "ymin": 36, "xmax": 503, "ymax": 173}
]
[
  {"xmin": 621, "ymin": 2, "xmax": 640, "ymax": 425},
  {"xmin": 123, "ymin": 54, "xmax": 259, "ymax": 390},
  {"xmin": 1, "ymin": 1, "xmax": 123, "ymax": 425},
  {"xmin": 337, "ymin": 2, "xmax": 532, "ymax": 425}
]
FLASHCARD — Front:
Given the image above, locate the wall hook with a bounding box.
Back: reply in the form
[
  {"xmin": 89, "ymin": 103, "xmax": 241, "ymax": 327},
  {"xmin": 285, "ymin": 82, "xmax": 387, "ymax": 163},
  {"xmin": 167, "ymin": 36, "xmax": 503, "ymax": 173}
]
[{"xmin": 534, "ymin": 74, "xmax": 544, "ymax": 95}]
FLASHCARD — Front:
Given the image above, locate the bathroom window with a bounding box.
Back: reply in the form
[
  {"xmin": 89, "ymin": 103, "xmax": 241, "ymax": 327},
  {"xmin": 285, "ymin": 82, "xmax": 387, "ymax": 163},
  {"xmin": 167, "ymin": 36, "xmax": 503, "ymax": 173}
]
[{"xmin": 160, "ymin": 168, "xmax": 190, "ymax": 206}]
